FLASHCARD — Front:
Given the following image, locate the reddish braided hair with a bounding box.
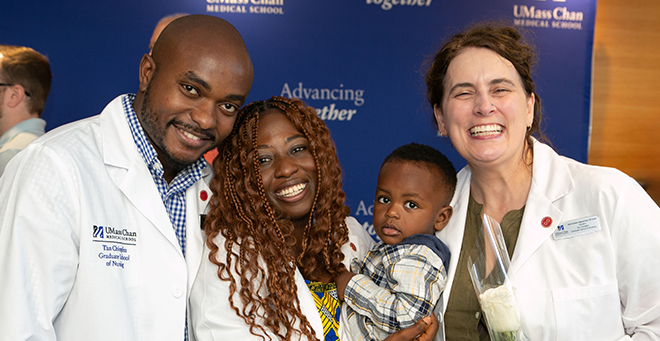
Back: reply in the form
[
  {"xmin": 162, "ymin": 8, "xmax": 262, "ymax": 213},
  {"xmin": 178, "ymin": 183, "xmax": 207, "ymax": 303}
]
[{"xmin": 205, "ymin": 97, "xmax": 350, "ymax": 340}]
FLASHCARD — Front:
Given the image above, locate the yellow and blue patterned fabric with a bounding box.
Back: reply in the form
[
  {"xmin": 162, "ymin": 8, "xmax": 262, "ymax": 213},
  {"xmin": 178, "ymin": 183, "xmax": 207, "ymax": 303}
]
[{"xmin": 306, "ymin": 280, "xmax": 341, "ymax": 341}]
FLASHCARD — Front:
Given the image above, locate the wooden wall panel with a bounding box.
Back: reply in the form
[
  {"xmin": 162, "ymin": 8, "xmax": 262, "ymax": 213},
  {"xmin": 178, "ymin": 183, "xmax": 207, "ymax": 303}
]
[{"xmin": 590, "ymin": 0, "xmax": 660, "ymax": 204}]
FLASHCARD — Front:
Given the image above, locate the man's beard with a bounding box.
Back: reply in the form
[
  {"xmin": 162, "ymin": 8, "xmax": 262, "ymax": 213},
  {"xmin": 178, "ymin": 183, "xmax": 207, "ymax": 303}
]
[{"xmin": 138, "ymin": 85, "xmax": 196, "ymax": 173}]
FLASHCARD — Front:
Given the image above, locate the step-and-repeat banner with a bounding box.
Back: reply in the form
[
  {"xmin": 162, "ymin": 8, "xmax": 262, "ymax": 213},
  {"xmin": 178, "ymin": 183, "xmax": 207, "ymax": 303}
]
[{"xmin": 2, "ymin": 0, "xmax": 597, "ymax": 240}]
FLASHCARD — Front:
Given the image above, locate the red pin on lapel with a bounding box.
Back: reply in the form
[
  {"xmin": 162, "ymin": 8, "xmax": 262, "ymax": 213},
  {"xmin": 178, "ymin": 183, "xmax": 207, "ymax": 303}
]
[
  {"xmin": 200, "ymin": 190, "xmax": 208, "ymax": 201},
  {"xmin": 541, "ymin": 216, "xmax": 553, "ymax": 228}
]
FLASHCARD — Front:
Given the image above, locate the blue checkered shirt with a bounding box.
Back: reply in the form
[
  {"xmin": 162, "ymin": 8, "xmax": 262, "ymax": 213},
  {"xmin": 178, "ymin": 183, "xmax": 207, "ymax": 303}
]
[
  {"xmin": 122, "ymin": 94, "xmax": 207, "ymax": 257},
  {"xmin": 123, "ymin": 94, "xmax": 207, "ymax": 341},
  {"xmin": 344, "ymin": 234, "xmax": 450, "ymax": 341}
]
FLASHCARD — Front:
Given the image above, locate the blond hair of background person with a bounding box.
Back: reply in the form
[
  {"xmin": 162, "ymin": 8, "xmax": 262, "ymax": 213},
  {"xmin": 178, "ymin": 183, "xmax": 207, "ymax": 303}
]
[{"xmin": 0, "ymin": 44, "xmax": 51, "ymax": 175}]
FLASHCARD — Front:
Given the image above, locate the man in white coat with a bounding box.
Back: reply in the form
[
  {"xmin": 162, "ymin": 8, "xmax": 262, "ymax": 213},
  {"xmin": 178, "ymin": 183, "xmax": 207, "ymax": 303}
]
[{"xmin": 0, "ymin": 15, "xmax": 253, "ymax": 341}]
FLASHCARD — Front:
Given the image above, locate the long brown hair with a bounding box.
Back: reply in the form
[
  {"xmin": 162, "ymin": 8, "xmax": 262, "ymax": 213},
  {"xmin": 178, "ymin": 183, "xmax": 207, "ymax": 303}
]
[{"xmin": 205, "ymin": 96, "xmax": 350, "ymax": 340}]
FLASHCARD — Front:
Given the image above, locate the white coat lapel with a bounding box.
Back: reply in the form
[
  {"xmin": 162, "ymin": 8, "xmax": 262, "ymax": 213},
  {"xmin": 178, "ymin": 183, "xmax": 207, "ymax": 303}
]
[
  {"xmin": 100, "ymin": 95, "xmax": 182, "ymax": 254},
  {"xmin": 436, "ymin": 166, "xmax": 471, "ymax": 312},
  {"xmin": 509, "ymin": 182, "xmax": 562, "ymax": 275},
  {"xmin": 509, "ymin": 142, "xmax": 573, "ymax": 276},
  {"xmin": 120, "ymin": 156, "xmax": 181, "ymax": 250},
  {"xmin": 185, "ymin": 169, "xmax": 212, "ymax": 291}
]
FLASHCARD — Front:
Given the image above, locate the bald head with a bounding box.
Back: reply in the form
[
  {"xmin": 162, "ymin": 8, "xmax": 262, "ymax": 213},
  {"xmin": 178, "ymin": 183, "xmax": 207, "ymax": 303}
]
[
  {"xmin": 133, "ymin": 14, "xmax": 254, "ymax": 181},
  {"xmin": 145, "ymin": 14, "xmax": 253, "ymax": 102},
  {"xmin": 152, "ymin": 15, "xmax": 251, "ymax": 69}
]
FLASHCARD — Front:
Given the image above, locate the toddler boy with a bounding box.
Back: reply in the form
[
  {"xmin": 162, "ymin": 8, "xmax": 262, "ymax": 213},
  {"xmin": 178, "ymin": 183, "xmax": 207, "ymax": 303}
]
[{"xmin": 337, "ymin": 142, "xmax": 456, "ymax": 341}]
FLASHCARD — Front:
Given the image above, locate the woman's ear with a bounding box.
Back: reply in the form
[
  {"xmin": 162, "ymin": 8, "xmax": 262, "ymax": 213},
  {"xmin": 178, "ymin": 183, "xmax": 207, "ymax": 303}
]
[
  {"xmin": 526, "ymin": 92, "xmax": 535, "ymax": 128},
  {"xmin": 433, "ymin": 104, "xmax": 448, "ymax": 136},
  {"xmin": 434, "ymin": 205, "xmax": 453, "ymax": 232}
]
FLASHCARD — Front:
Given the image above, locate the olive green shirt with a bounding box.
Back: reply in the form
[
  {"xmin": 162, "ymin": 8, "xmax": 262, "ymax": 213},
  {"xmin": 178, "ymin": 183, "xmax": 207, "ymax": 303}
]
[{"xmin": 444, "ymin": 194, "xmax": 525, "ymax": 341}]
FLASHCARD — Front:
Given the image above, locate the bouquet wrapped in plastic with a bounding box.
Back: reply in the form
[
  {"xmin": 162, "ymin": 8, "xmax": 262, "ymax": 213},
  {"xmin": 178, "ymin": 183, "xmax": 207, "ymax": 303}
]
[{"xmin": 467, "ymin": 214, "xmax": 530, "ymax": 341}]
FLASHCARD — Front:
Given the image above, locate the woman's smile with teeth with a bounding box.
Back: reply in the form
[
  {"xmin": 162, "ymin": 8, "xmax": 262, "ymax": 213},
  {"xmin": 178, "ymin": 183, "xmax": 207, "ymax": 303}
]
[
  {"xmin": 276, "ymin": 183, "xmax": 307, "ymax": 198},
  {"xmin": 470, "ymin": 124, "xmax": 502, "ymax": 136}
]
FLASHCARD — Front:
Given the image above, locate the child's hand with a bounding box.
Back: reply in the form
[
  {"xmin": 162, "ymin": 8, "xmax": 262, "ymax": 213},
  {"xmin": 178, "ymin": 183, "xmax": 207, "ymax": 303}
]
[{"xmin": 334, "ymin": 270, "xmax": 355, "ymax": 301}]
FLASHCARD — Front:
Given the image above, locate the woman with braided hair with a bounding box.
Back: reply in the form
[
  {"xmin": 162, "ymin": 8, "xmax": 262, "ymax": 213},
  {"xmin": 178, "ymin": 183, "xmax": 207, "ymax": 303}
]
[{"xmin": 190, "ymin": 96, "xmax": 438, "ymax": 341}]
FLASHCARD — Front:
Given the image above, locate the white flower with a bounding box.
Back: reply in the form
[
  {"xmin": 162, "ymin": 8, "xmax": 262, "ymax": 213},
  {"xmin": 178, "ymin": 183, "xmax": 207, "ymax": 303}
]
[{"xmin": 479, "ymin": 284, "xmax": 521, "ymax": 332}]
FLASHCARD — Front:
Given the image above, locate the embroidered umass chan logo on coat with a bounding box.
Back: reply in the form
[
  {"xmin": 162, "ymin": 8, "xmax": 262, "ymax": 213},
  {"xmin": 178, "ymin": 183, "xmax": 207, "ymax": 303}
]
[{"xmin": 92, "ymin": 225, "xmax": 138, "ymax": 245}]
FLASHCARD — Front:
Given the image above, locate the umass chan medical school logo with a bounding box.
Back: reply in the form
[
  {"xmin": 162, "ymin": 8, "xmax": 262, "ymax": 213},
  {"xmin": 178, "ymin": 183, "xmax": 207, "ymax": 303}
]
[
  {"xmin": 92, "ymin": 225, "xmax": 138, "ymax": 246},
  {"xmin": 513, "ymin": 0, "xmax": 585, "ymax": 30},
  {"xmin": 206, "ymin": 0, "xmax": 285, "ymax": 15}
]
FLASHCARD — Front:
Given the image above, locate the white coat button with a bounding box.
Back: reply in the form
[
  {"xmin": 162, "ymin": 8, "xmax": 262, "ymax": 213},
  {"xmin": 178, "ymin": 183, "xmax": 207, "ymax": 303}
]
[
  {"xmin": 172, "ymin": 286, "xmax": 183, "ymax": 298},
  {"xmin": 475, "ymin": 311, "xmax": 481, "ymax": 320}
]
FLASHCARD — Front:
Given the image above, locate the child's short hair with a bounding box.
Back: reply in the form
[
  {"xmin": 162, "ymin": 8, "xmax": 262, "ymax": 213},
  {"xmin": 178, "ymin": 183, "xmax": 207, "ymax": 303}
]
[{"xmin": 382, "ymin": 143, "xmax": 457, "ymax": 204}]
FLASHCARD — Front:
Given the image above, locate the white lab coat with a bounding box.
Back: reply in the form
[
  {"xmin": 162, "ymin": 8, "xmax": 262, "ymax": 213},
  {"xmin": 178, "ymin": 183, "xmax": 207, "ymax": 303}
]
[
  {"xmin": 437, "ymin": 141, "xmax": 660, "ymax": 341},
  {"xmin": 0, "ymin": 95, "xmax": 211, "ymax": 341},
  {"xmin": 190, "ymin": 216, "xmax": 376, "ymax": 341}
]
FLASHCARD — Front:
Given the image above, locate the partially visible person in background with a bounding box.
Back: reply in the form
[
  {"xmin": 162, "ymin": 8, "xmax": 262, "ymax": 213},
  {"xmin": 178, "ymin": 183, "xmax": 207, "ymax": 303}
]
[
  {"xmin": 149, "ymin": 13, "xmax": 188, "ymax": 53},
  {"xmin": 0, "ymin": 44, "xmax": 51, "ymax": 176}
]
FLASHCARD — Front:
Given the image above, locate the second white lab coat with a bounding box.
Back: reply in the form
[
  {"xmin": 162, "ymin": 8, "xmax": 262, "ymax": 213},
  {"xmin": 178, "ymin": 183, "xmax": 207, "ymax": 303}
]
[
  {"xmin": 437, "ymin": 141, "xmax": 660, "ymax": 340},
  {"xmin": 190, "ymin": 216, "xmax": 376, "ymax": 341},
  {"xmin": 0, "ymin": 95, "xmax": 211, "ymax": 341}
]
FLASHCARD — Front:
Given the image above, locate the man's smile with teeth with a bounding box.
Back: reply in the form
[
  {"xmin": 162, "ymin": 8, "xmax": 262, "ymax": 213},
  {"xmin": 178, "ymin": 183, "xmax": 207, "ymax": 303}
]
[
  {"xmin": 470, "ymin": 124, "xmax": 502, "ymax": 136},
  {"xmin": 276, "ymin": 183, "xmax": 307, "ymax": 198},
  {"xmin": 174, "ymin": 123, "xmax": 213, "ymax": 142},
  {"xmin": 181, "ymin": 129, "xmax": 202, "ymax": 141}
]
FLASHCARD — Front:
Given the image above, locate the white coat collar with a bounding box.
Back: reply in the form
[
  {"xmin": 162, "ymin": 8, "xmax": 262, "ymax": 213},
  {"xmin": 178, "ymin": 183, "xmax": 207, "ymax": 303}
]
[
  {"xmin": 98, "ymin": 95, "xmax": 212, "ymax": 258},
  {"xmin": 437, "ymin": 140, "xmax": 574, "ymax": 309},
  {"xmin": 509, "ymin": 141, "xmax": 572, "ymax": 275}
]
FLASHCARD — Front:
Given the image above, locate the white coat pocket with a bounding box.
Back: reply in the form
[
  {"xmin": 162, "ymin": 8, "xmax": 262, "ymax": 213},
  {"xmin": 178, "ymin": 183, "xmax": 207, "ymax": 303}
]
[{"xmin": 552, "ymin": 281, "xmax": 624, "ymax": 340}]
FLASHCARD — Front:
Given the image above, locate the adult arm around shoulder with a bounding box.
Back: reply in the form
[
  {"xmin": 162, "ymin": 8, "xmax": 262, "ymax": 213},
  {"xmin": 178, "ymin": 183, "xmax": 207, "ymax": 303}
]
[{"xmin": 384, "ymin": 315, "xmax": 438, "ymax": 341}]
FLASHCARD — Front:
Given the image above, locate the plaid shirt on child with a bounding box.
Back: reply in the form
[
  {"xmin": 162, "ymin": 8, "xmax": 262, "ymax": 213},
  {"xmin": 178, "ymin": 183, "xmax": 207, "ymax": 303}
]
[{"xmin": 344, "ymin": 234, "xmax": 450, "ymax": 341}]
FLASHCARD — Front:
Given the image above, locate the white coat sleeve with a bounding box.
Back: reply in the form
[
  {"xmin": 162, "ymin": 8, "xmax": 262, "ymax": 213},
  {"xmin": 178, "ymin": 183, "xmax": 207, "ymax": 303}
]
[
  {"xmin": 611, "ymin": 176, "xmax": 660, "ymax": 340},
  {"xmin": 341, "ymin": 216, "xmax": 376, "ymax": 267},
  {"xmin": 0, "ymin": 144, "xmax": 81, "ymax": 340}
]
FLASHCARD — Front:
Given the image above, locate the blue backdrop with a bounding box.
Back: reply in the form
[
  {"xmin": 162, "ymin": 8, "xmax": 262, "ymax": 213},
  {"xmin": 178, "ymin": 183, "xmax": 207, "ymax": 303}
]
[{"xmin": 1, "ymin": 0, "xmax": 597, "ymax": 240}]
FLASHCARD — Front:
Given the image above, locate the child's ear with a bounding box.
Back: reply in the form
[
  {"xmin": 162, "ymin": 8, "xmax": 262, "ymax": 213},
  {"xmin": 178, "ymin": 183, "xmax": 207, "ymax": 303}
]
[{"xmin": 434, "ymin": 206, "xmax": 453, "ymax": 232}]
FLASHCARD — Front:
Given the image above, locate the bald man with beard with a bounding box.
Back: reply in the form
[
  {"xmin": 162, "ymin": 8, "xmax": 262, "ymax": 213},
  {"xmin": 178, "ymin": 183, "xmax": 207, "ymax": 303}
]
[{"xmin": 0, "ymin": 15, "xmax": 253, "ymax": 341}]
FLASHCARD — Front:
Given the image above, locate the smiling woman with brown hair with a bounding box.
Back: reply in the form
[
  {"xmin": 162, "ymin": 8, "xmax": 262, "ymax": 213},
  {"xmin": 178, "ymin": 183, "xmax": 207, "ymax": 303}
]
[{"xmin": 426, "ymin": 22, "xmax": 660, "ymax": 340}]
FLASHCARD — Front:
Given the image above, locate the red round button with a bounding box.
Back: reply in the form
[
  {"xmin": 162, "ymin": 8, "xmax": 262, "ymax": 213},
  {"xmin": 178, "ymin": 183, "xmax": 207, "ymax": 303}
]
[
  {"xmin": 200, "ymin": 190, "xmax": 208, "ymax": 201},
  {"xmin": 541, "ymin": 216, "xmax": 553, "ymax": 228}
]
